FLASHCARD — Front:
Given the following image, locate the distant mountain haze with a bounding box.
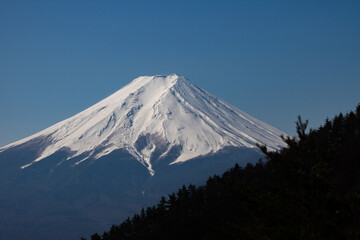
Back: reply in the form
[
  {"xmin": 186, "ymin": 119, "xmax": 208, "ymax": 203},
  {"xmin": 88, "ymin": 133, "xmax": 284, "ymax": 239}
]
[{"xmin": 0, "ymin": 75, "xmax": 287, "ymax": 240}]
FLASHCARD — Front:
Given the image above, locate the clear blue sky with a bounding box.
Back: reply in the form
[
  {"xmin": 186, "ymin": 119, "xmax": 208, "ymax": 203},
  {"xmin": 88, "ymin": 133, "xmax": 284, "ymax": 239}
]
[{"xmin": 1, "ymin": 0, "xmax": 359, "ymax": 147}]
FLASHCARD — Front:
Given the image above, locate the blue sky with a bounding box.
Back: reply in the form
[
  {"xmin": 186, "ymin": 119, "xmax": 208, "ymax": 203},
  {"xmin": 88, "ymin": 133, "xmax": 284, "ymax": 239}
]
[{"xmin": 0, "ymin": 0, "xmax": 359, "ymax": 147}]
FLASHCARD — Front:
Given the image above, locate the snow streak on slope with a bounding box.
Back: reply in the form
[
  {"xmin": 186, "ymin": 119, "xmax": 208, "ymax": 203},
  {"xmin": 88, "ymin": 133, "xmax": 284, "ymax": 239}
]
[{"xmin": 0, "ymin": 74, "xmax": 287, "ymax": 174}]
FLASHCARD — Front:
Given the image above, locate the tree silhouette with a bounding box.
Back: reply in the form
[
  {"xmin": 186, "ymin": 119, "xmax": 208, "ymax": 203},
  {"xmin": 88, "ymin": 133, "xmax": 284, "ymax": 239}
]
[{"xmin": 83, "ymin": 104, "xmax": 360, "ymax": 240}]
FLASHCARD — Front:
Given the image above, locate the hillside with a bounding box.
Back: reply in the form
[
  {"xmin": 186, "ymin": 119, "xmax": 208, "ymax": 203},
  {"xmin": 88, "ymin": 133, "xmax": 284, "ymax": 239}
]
[{"xmin": 86, "ymin": 104, "xmax": 360, "ymax": 240}]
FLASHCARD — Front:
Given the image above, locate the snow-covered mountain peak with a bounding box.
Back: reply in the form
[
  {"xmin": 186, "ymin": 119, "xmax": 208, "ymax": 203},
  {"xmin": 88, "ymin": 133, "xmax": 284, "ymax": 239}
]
[{"xmin": 0, "ymin": 74, "xmax": 287, "ymax": 175}]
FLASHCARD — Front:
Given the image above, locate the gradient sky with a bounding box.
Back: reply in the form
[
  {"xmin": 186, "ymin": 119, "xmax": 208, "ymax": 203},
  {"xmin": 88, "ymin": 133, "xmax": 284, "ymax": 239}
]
[{"xmin": 0, "ymin": 0, "xmax": 359, "ymax": 147}]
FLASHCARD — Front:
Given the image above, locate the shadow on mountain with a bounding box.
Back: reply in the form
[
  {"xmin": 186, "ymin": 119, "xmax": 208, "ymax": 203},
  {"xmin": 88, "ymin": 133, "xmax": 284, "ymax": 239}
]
[{"xmin": 0, "ymin": 142, "xmax": 261, "ymax": 240}]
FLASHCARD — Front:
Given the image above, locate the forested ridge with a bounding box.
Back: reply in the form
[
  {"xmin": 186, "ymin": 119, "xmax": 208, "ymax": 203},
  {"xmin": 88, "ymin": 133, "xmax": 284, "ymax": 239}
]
[{"xmin": 85, "ymin": 104, "xmax": 360, "ymax": 240}]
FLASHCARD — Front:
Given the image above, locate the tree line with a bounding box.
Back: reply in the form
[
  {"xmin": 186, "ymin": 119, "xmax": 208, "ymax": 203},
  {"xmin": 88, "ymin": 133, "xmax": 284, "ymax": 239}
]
[{"xmin": 84, "ymin": 104, "xmax": 360, "ymax": 240}]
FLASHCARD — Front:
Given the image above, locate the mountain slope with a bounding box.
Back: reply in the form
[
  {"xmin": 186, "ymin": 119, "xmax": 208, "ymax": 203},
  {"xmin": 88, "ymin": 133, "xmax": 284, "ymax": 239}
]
[
  {"xmin": 0, "ymin": 74, "xmax": 288, "ymax": 240},
  {"xmin": 0, "ymin": 74, "xmax": 286, "ymax": 175}
]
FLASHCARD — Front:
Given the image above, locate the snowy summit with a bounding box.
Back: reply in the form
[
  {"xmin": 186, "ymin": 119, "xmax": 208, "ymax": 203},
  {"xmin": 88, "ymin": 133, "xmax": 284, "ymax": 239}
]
[{"xmin": 0, "ymin": 74, "xmax": 287, "ymax": 175}]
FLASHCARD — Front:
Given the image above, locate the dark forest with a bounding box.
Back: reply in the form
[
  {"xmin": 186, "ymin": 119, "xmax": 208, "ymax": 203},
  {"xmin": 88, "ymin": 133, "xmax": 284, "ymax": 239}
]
[{"xmin": 85, "ymin": 104, "xmax": 360, "ymax": 240}]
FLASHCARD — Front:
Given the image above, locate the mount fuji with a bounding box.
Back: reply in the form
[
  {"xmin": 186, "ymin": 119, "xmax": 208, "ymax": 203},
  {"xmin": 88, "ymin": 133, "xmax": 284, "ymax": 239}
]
[{"xmin": 0, "ymin": 74, "xmax": 287, "ymax": 240}]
